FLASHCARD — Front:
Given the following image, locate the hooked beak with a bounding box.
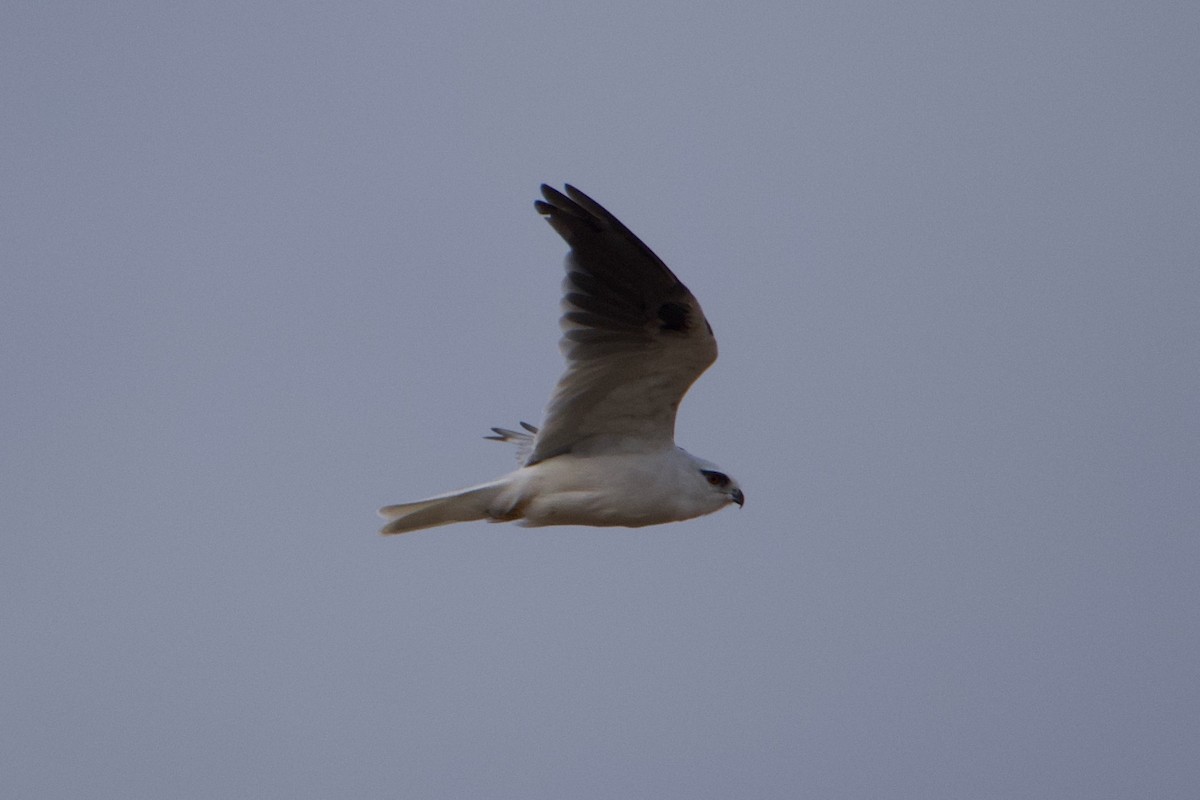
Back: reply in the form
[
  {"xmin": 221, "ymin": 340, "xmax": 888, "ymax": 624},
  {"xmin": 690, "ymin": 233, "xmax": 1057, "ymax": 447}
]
[{"xmin": 731, "ymin": 488, "xmax": 745, "ymax": 507}]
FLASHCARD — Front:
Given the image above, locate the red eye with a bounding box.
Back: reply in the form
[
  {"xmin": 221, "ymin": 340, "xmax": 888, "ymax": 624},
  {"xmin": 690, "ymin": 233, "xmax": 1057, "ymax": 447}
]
[{"xmin": 702, "ymin": 470, "xmax": 729, "ymax": 487}]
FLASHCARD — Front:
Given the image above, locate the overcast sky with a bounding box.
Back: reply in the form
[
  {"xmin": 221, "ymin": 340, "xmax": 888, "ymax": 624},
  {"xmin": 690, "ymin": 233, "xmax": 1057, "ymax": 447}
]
[{"xmin": 3, "ymin": 2, "xmax": 1198, "ymax": 798}]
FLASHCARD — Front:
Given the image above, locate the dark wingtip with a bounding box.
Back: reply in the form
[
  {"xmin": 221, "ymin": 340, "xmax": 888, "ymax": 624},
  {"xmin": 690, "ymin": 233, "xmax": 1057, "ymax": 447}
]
[
  {"xmin": 539, "ymin": 183, "xmax": 569, "ymax": 204},
  {"xmin": 535, "ymin": 184, "xmax": 572, "ymax": 218},
  {"xmin": 563, "ymin": 184, "xmax": 591, "ymax": 205}
]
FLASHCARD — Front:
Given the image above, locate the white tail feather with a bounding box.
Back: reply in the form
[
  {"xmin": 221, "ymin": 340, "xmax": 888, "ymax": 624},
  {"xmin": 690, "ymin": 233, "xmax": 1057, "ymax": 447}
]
[{"xmin": 378, "ymin": 481, "xmax": 509, "ymax": 535}]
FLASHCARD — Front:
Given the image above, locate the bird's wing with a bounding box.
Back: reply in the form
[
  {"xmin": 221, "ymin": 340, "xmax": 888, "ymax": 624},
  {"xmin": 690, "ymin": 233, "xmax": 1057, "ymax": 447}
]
[
  {"xmin": 526, "ymin": 184, "xmax": 718, "ymax": 465},
  {"xmin": 484, "ymin": 421, "xmax": 539, "ymax": 464}
]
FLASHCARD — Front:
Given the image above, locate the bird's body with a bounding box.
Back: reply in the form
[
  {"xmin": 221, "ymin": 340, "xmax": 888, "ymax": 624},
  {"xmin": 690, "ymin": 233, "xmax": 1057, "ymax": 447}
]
[
  {"xmin": 379, "ymin": 184, "xmax": 742, "ymax": 535},
  {"xmin": 381, "ymin": 447, "xmax": 732, "ymax": 534}
]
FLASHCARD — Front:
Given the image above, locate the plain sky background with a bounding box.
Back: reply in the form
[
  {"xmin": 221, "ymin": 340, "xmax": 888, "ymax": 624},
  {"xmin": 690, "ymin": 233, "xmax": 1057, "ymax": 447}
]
[{"xmin": 3, "ymin": 1, "xmax": 1198, "ymax": 797}]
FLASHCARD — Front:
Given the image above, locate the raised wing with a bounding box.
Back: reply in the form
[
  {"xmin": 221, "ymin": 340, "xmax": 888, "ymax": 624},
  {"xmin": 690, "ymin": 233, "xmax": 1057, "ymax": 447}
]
[{"xmin": 526, "ymin": 184, "xmax": 718, "ymax": 464}]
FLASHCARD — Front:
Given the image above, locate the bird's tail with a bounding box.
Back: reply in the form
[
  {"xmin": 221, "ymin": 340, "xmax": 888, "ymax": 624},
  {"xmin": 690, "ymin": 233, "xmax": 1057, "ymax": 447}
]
[{"xmin": 378, "ymin": 480, "xmax": 510, "ymax": 535}]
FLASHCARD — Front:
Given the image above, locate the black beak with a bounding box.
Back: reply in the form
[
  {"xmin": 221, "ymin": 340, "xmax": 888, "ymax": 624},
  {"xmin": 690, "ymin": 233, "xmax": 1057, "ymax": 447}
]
[{"xmin": 731, "ymin": 488, "xmax": 745, "ymax": 507}]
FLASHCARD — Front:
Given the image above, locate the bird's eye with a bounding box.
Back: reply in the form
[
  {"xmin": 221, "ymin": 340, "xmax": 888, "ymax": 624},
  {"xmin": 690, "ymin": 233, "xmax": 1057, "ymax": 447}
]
[{"xmin": 701, "ymin": 470, "xmax": 730, "ymax": 487}]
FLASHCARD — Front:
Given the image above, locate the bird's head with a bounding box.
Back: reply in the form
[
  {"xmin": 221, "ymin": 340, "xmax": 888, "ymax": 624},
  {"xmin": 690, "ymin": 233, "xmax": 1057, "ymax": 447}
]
[{"xmin": 698, "ymin": 467, "xmax": 745, "ymax": 509}]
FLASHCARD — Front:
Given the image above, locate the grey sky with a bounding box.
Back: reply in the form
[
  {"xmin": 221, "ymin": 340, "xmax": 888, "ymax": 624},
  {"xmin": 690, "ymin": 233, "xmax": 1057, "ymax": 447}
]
[{"xmin": 3, "ymin": 1, "xmax": 1198, "ymax": 797}]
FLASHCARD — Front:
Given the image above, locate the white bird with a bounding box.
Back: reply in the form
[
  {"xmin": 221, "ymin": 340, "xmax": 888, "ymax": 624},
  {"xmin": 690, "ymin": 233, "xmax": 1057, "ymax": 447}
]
[{"xmin": 378, "ymin": 184, "xmax": 743, "ymax": 534}]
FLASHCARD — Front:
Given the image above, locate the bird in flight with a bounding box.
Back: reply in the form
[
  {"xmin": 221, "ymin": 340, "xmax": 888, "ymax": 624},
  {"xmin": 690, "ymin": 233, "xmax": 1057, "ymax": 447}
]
[{"xmin": 378, "ymin": 184, "xmax": 743, "ymax": 534}]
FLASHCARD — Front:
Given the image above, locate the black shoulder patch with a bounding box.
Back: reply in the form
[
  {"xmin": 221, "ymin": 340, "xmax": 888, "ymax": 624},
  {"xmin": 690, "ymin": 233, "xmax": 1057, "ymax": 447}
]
[{"xmin": 657, "ymin": 301, "xmax": 690, "ymax": 332}]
